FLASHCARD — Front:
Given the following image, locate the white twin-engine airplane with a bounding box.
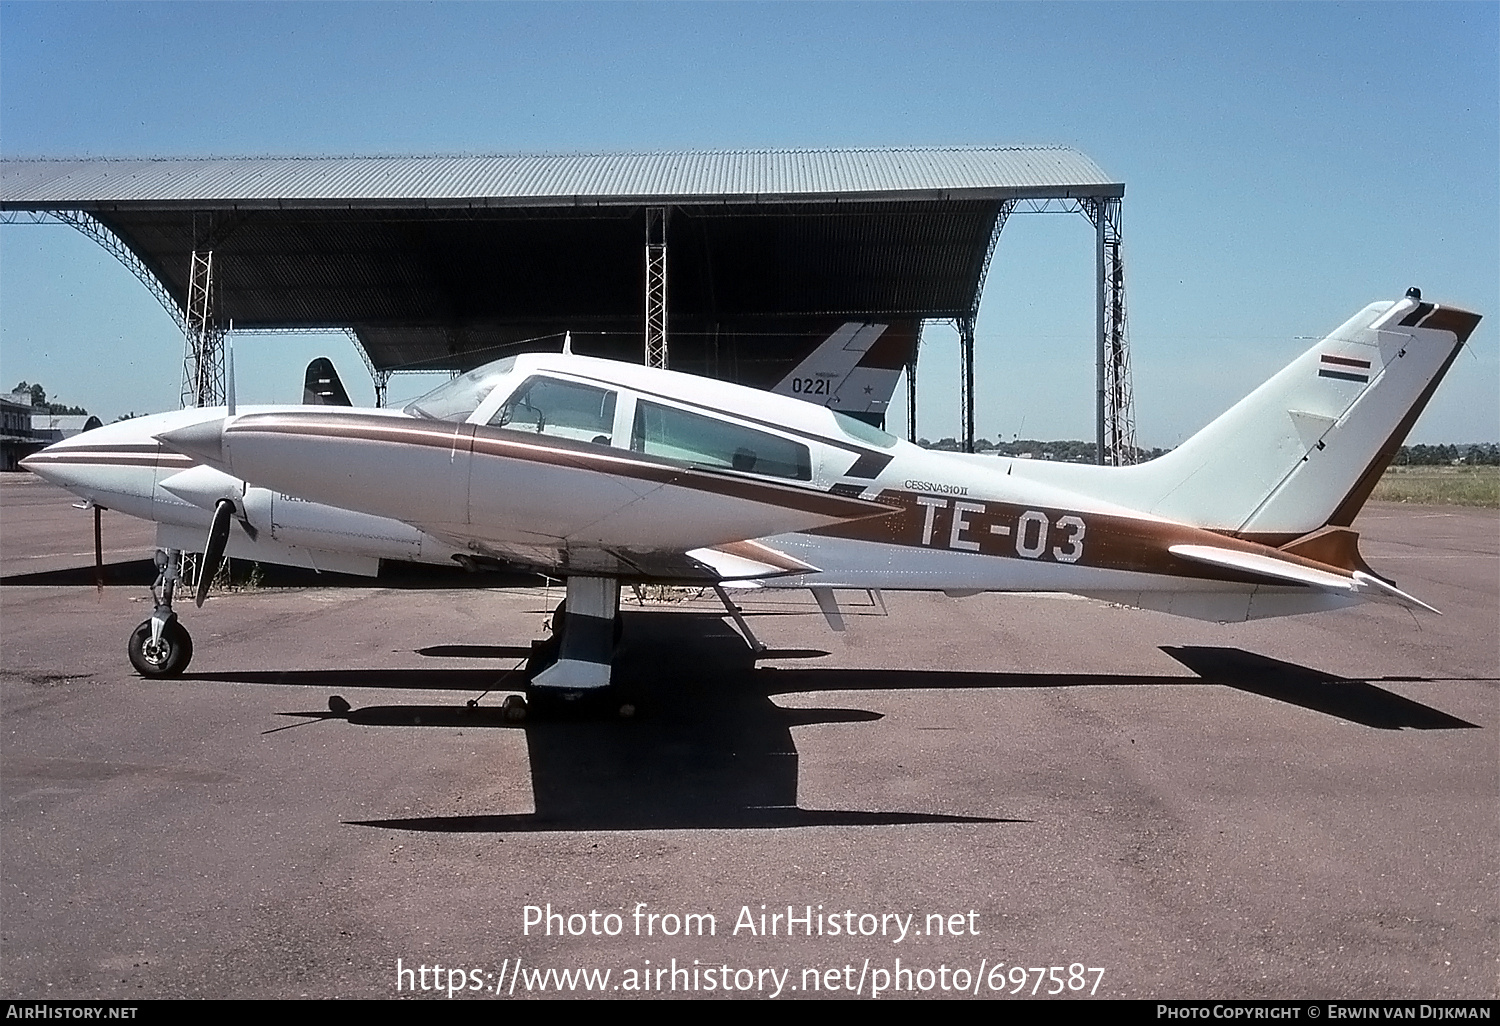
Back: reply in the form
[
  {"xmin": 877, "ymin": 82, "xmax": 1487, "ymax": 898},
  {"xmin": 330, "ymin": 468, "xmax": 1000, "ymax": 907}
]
[{"xmin": 22, "ymin": 291, "xmax": 1480, "ymax": 700}]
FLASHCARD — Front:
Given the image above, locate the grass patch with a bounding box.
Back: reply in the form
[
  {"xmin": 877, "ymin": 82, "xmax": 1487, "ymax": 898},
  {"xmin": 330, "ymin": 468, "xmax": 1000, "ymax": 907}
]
[{"xmin": 1373, "ymin": 465, "xmax": 1500, "ymax": 507}]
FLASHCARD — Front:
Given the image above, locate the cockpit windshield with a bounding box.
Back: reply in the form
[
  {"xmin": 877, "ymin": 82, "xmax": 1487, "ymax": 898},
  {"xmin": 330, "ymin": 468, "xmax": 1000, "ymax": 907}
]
[{"xmin": 403, "ymin": 359, "xmax": 517, "ymax": 421}]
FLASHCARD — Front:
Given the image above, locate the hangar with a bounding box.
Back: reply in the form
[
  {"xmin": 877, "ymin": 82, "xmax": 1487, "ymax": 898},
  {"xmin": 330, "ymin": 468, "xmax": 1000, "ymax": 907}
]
[{"xmin": 0, "ymin": 147, "xmax": 1134, "ymax": 460}]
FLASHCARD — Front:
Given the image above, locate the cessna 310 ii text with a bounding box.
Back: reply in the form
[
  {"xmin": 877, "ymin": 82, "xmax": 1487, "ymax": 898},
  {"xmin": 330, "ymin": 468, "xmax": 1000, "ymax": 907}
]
[{"xmin": 22, "ymin": 291, "xmax": 1480, "ymax": 703}]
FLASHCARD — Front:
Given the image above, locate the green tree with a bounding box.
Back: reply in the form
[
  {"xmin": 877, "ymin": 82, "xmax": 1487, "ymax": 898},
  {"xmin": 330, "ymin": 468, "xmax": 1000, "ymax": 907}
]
[{"xmin": 11, "ymin": 382, "xmax": 43, "ymax": 405}]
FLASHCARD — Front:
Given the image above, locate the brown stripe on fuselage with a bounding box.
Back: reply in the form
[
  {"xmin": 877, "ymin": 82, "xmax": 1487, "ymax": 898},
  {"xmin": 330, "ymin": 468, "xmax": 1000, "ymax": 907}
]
[
  {"xmin": 473, "ymin": 427, "xmax": 893, "ymax": 520},
  {"xmin": 1219, "ymin": 529, "xmax": 1300, "ymax": 548},
  {"xmin": 844, "ymin": 451, "xmax": 895, "ymax": 479},
  {"xmin": 806, "ymin": 489, "xmax": 1360, "ymax": 586},
  {"xmin": 22, "ymin": 450, "xmax": 193, "ymax": 468},
  {"xmin": 47, "ymin": 442, "xmax": 164, "ymax": 455},
  {"xmin": 229, "ymin": 413, "xmax": 895, "ymax": 523},
  {"xmin": 1274, "ymin": 526, "xmax": 1377, "ymax": 576}
]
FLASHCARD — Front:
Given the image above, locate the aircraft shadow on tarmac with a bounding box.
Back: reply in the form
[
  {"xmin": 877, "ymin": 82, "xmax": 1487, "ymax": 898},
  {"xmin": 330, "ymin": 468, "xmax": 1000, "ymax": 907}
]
[
  {"xmin": 1, "ymin": 557, "xmax": 160, "ymax": 587},
  {"xmin": 760, "ymin": 646, "xmax": 1478, "ymax": 731},
  {"xmin": 291, "ymin": 613, "xmax": 1013, "ymax": 832},
  {"xmin": 177, "ymin": 611, "xmax": 1479, "ymax": 834},
  {"xmin": 0, "ymin": 558, "xmax": 535, "ymax": 590},
  {"xmin": 1157, "ymin": 646, "xmax": 1480, "ymax": 731}
]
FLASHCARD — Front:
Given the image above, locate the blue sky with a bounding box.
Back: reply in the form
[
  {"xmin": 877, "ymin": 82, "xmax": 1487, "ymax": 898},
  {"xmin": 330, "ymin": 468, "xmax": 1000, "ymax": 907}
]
[{"xmin": 2, "ymin": 1, "xmax": 1496, "ymax": 444}]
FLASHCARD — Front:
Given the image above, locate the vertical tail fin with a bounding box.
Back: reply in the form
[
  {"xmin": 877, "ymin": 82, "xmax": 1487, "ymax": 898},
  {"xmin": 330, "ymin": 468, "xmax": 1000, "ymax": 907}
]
[
  {"xmin": 1115, "ymin": 293, "xmax": 1480, "ymax": 538},
  {"xmin": 771, "ymin": 321, "xmax": 915, "ymax": 424},
  {"xmin": 303, "ymin": 358, "xmax": 353, "ymax": 406}
]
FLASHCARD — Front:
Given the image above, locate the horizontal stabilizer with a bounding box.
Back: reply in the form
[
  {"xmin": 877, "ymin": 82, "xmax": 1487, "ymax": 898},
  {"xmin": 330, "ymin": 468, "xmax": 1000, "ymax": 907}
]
[
  {"xmin": 1169, "ymin": 544, "xmax": 1357, "ymax": 591},
  {"xmin": 1350, "ymin": 570, "xmax": 1441, "ymax": 615},
  {"xmin": 1168, "ymin": 543, "xmax": 1438, "ymax": 613}
]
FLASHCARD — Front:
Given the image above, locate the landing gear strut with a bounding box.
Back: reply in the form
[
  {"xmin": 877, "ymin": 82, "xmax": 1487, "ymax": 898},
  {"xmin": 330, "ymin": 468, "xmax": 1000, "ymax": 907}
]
[
  {"xmin": 524, "ymin": 576, "xmax": 632, "ymax": 717},
  {"xmin": 530, "ymin": 577, "xmax": 620, "ymax": 693},
  {"xmin": 128, "ymin": 548, "xmax": 193, "ymax": 677}
]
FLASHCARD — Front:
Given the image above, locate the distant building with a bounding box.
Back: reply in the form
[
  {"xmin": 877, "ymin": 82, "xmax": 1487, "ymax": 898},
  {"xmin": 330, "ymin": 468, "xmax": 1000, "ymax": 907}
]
[
  {"xmin": 1, "ymin": 394, "xmax": 40, "ymax": 471},
  {"xmin": 1, "ymin": 395, "xmax": 31, "ymax": 436},
  {"xmin": 0, "ymin": 399, "xmax": 100, "ymax": 471},
  {"xmin": 31, "ymin": 413, "xmax": 102, "ymax": 443}
]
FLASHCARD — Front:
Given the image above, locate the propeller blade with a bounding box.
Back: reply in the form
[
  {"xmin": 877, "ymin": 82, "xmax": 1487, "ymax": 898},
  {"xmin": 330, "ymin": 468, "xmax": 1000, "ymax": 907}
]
[
  {"xmin": 195, "ymin": 499, "xmax": 234, "ymax": 608},
  {"xmin": 94, "ymin": 505, "xmax": 103, "ymax": 596}
]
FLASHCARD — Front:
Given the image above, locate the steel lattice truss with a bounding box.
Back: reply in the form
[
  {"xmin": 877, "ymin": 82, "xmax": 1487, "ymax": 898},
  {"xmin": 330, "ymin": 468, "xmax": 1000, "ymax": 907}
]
[
  {"xmin": 3, "ymin": 150, "xmax": 1134, "ymax": 450},
  {"xmin": 1080, "ymin": 197, "xmax": 1137, "ymax": 466}
]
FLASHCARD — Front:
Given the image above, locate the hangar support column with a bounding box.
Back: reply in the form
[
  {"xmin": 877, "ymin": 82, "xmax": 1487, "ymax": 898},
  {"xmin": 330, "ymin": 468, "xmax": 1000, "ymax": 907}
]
[
  {"xmin": 181, "ymin": 250, "xmax": 226, "ymax": 409},
  {"xmin": 1103, "ymin": 210, "xmax": 1136, "ymax": 465},
  {"xmin": 6, "ymin": 212, "xmax": 226, "ymax": 412},
  {"xmin": 956, "ymin": 199, "xmax": 1014, "ymax": 454},
  {"xmin": 958, "ymin": 317, "xmax": 976, "ymax": 452},
  {"xmin": 1081, "ymin": 197, "xmax": 1136, "ymax": 466},
  {"xmin": 645, "ymin": 207, "xmax": 668, "ymax": 369},
  {"xmin": 906, "ymin": 325, "xmax": 921, "ymax": 444}
]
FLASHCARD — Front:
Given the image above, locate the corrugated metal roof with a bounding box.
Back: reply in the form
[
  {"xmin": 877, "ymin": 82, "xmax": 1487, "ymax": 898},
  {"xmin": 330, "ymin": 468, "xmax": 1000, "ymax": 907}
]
[
  {"xmin": 1, "ymin": 147, "xmax": 1120, "ymax": 207},
  {"xmin": 1, "ymin": 147, "xmax": 1126, "ymax": 380}
]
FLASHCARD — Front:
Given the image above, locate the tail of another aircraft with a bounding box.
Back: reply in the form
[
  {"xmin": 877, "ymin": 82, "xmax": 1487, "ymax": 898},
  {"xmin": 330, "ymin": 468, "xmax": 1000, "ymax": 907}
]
[
  {"xmin": 771, "ymin": 321, "xmax": 915, "ymax": 425},
  {"xmin": 1102, "ymin": 291, "xmax": 1480, "ymax": 541},
  {"xmin": 303, "ymin": 358, "xmax": 353, "ymax": 406}
]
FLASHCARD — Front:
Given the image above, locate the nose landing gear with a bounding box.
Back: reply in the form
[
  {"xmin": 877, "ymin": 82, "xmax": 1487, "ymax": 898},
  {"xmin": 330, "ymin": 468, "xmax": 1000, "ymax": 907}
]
[{"xmin": 127, "ymin": 548, "xmax": 193, "ymax": 678}]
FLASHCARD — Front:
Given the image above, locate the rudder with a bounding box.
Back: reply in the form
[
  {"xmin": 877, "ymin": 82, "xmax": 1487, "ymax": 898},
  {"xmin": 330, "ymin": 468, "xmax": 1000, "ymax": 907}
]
[{"xmin": 1116, "ymin": 292, "xmax": 1480, "ymax": 539}]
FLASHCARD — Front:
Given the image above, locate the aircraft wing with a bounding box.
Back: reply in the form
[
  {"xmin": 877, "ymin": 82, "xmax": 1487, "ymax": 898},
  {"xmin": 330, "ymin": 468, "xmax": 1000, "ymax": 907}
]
[
  {"xmin": 1168, "ymin": 544, "xmax": 1439, "ymax": 614},
  {"xmin": 448, "ymin": 537, "xmax": 819, "ymax": 583},
  {"xmin": 581, "ymin": 541, "xmax": 818, "ymax": 582},
  {"xmin": 686, "ymin": 540, "xmax": 820, "ymax": 580}
]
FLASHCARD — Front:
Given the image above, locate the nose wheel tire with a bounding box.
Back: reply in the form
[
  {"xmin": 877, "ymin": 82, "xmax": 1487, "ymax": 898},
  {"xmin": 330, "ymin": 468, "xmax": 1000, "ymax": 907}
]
[{"xmin": 128, "ymin": 618, "xmax": 193, "ymax": 678}]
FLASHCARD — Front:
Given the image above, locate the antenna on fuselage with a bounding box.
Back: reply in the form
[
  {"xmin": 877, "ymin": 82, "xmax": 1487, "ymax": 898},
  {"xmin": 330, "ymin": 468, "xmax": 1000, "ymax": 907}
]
[
  {"xmin": 562, "ymin": 331, "xmax": 573, "ymax": 355},
  {"xmin": 226, "ymin": 326, "xmax": 236, "ymax": 417}
]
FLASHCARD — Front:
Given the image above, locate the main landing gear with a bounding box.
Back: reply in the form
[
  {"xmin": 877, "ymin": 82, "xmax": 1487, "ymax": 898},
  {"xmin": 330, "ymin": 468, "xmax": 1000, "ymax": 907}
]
[
  {"xmin": 516, "ymin": 577, "xmax": 766, "ymax": 719},
  {"xmin": 128, "ymin": 548, "xmax": 193, "ymax": 678},
  {"xmin": 521, "ymin": 575, "xmax": 633, "ymax": 718}
]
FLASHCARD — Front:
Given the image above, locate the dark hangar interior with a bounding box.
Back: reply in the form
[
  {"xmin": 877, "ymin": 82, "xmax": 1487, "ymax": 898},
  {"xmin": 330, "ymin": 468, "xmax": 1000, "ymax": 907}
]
[{"xmin": 1, "ymin": 148, "xmax": 1126, "ymax": 447}]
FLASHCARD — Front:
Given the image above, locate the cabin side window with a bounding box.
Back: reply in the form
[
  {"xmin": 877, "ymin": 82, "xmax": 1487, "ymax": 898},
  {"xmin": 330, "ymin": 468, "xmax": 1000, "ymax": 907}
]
[
  {"xmin": 491, "ymin": 376, "xmax": 618, "ymax": 445},
  {"xmin": 631, "ymin": 400, "xmax": 811, "ymax": 480}
]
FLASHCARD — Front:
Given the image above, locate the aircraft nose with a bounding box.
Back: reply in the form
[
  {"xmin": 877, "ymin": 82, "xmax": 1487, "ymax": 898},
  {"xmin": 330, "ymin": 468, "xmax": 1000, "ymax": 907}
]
[
  {"xmin": 16, "ymin": 449, "xmax": 57, "ymax": 482},
  {"xmin": 156, "ymin": 418, "xmax": 227, "ymax": 468},
  {"xmin": 18, "ymin": 436, "xmax": 70, "ymax": 477},
  {"xmin": 18, "ymin": 442, "xmax": 91, "ymax": 491}
]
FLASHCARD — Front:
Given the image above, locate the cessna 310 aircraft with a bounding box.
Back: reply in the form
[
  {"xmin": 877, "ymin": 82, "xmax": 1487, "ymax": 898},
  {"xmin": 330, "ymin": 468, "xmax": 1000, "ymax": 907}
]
[{"xmin": 22, "ymin": 291, "xmax": 1480, "ymax": 701}]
